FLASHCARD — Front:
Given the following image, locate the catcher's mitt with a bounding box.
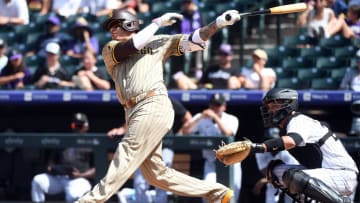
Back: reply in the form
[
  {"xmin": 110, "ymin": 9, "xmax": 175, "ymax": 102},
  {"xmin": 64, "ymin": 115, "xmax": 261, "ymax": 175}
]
[{"xmin": 215, "ymin": 140, "xmax": 252, "ymax": 165}]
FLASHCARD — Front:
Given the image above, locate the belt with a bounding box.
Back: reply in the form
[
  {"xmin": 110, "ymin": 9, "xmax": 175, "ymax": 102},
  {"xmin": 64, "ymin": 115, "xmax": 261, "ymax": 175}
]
[{"xmin": 123, "ymin": 89, "xmax": 166, "ymax": 109}]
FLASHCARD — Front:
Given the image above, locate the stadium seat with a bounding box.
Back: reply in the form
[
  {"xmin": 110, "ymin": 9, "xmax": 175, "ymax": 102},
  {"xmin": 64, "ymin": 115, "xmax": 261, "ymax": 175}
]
[
  {"xmin": 319, "ymin": 34, "xmax": 352, "ymax": 48},
  {"xmin": 266, "ymin": 46, "xmax": 300, "ymax": 58},
  {"xmin": 65, "ymin": 65, "xmax": 80, "ymax": 75},
  {"xmin": 60, "ymin": 55, "xmax": 81, "ymax": 66},
  {"xmin": 214, "ymin": 2, "xmax": 237, "ymax": 14},
  {"xmin": 152, "ymin": 1, "xmax": 179, "ymax": 16},
  {"xmin": 14, "ymin": 23, "xmax": 41, "ymax": 43},
  {"xmin": 0, "ymin": 31, "xmax": 17, "ymax": 46},
  {"xmin": 350, "ymin": 58, "xmax": 358, "ymax": 67},
  {"xmin": 352, "ymin": 37, "xmax": 360, "ymax": 47},
  {"xmin": 333, "ymin": 45, "xmax": 357, "ymax": 59},
  {"xmin": 300, "ymin": 46, "xmax": 332, "ymax": 58},
  {"xmin": 265, "ymin": 57, "xmax": 282, "ymax": 68},
  {"xmin": 316, "ymin": 56, "xmax": 348, "ymax": 69},
  {"xmin": 282, "ymin": 57, "xmax": 315, "ymax": 69},
  {"xmin": 137, "ymin": 12, "xmax": 152, "ymax": 28},
  {"xmin": 310, "ymin": 78, "xmax": 339, "ymax": 90},
  {"xmin": 23, "ymin": 55, "xmax": 42, "ymax": 67},
  {"xmin": 275, "ymin": 67, "xmax": 294, "ymax": 78},
  {"xmin": 282, "ymin": 34, "xmax": 317, "ymax": 47},
  {"xmin": 297, "ymin": 68, "xmax": 327, "ymax": 80},
  {"xmin": 329, "ymin": 67, "xmax": 349, "ymax": 82},
  {"xmin": 276, "ymin": 77, "xmax": 310, "ymax": 89},
  {"xmin": 200, "ymin": 10, "xmax": 217, "ymax": 25},
  {"xmin": 33, "ymin": 12, "xmax": 51, "ymax": 25},
  {"xmin": 265, "ymin": 46, "xmax": 300, "ymax": 68},
  {"xmin": 25, "ymin": 32, "xmax": 42, "ymax": 45}
]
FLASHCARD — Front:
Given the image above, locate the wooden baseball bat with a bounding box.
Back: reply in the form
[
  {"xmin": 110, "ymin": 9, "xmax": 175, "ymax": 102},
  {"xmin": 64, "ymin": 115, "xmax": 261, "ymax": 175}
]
[{"xmin": 225, "ymin": 3, "xmax": 307, "ymax": 20}]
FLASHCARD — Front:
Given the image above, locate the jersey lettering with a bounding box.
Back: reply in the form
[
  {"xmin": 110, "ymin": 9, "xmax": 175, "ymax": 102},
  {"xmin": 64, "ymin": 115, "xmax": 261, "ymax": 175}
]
[{"xmin": 138, "ymin": 47, "xmax": 154, "ymax": 55}]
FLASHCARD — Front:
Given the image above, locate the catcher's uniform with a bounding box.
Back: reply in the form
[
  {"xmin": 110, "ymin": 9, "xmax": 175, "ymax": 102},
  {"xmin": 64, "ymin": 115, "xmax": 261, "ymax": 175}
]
[
  {"xmin": 273, "ymin": 113, "xmax": 358, "ymax": 197},
  {"xmin": 77, "ymin": 34, "xmax": 230, "ymax": 203},
  {"xmin": 255, "ymin": 151, "xmax": 299, "ymax": 203}
]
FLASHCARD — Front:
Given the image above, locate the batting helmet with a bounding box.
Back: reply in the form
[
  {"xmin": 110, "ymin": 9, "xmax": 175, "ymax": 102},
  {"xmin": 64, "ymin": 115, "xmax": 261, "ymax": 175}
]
[
  {"xmin": 260, "ymin": 88, "xmax": 298, "ymax": 127},
  {"xmin": 102, "ymin": 9, "xmax": 140, "ymax": 32},
  {"xmin": 71, "ymin": 112, "xmax": 89, "ymax": 131}
]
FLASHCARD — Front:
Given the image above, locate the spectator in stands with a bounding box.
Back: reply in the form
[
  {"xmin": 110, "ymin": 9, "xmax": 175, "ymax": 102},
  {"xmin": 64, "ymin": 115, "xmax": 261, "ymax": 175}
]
[
  {"xmin": 0, "ymin": 0, "xmax": 29, "ymax": 26},
  {"xmin": 182, "ymin": 93, "xmax": 242, "ymax": 203},
  {"xmin": 35, "ymin": 0, "xmax": 51, "ymax": 15},
  {"xmin": 346, "ymin": 4, "xmax": 360, "ymax": 38},
  {"xmin": 31, "ymin": 112, "xmax": 95, "ymax": 203},
  {"xmin": 32, "ymin": 42, "xmax": 74, "ymax": 89},
  {"xmin": 72, "ymin": 50, "xmax": 110, "ymax": 90},
  {"xmin": 26, "ymin": 15, "xmax": 70, "ymax": 58},
  {"xmin": 78, "ymin": 0, "xmax": 118, "ymax": 16},
  {"xmin": 66, "ymin": 17, "xmax": 99, "ymax": 59},
  {"xmin": 109, "ymin": 97, "xmax": 193, "ymax": 203},
  {"xmin": 47, "ymin": 0, "xmax": 82, "ymax": 18},
  {"xmin": 297, "ymin": 0, "xmax": 355, "ymax": 39},
  {"xmin": 169, "ymin": 0, "xmax": 204, "ymax": 87},
  {"xmin": 172, "ymin": 44, "xmax": 241, "ymax": 90},
  {"xmin": 326, "ymin": 0, "xmax": 348, "ymax": 18},
  {"xmin": 0, "ymin": 38, "xmax": 8, "ymax": 72},
  {"xmin": 340, "ymin": 49, "xmax": 360, "ymax": 90},
  {"xmin": 0, "ymin": 49, "xmax": 32, "ymax": 89},
  {"xmin": 118, "ymin": 0, "xmax": 150, "ymax": 15},
  {"xmin": 199, "ymin": 43, "xmax": 242, "ymax": 89},
  {"xmin": 238, "ymin": 49, "xmax": 276, "ymax": 91}
]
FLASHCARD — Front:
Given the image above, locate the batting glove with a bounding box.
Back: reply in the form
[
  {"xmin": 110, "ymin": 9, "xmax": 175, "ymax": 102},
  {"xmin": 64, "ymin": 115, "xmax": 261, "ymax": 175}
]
[
  {"xmin": 152, "ymin": 13, "xmax": 184, "ymax": 27},
  {"xmin": 216, "ymin": 10, "xmax": 241, "ymax": 28}
]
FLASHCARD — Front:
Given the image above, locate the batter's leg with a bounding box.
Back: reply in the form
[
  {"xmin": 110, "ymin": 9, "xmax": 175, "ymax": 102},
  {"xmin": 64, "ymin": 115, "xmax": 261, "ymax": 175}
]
[
  {"xmin": 76, "ymin": 96, "xmax": 177, "ymax": 203},
  {"xmin": 140, "ymin": 142, "xmax": 232, "ymax": 203}
]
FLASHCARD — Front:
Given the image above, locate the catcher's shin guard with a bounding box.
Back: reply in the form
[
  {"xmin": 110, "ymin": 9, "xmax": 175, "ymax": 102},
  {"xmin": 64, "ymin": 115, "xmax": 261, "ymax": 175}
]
[{"xmin": 283, "ymin": 168, "xmax": 351, "ymax": 203}]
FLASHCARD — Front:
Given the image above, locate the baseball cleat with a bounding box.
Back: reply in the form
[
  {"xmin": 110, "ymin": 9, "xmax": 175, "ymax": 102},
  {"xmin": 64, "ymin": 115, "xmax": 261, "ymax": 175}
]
[{"xmin": 220, "ymin": 189, "xmax": 233, "ymax": 203}]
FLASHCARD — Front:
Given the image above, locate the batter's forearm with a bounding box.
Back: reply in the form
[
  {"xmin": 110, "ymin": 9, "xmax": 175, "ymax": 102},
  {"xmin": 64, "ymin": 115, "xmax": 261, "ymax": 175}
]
[{"xmin": 199, "ymin": 22, "xmax": 219, "ymax": 41}]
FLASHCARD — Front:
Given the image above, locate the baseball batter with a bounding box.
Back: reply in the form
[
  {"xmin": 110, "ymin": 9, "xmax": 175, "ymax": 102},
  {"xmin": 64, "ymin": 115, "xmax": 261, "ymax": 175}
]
[
  {"xmin": 249, "ymin": 88, "xmax": 358, "ymax": 203},
  {"xmin": 76, "ymin": 9, "xmax": 241, "ymax": 203}
]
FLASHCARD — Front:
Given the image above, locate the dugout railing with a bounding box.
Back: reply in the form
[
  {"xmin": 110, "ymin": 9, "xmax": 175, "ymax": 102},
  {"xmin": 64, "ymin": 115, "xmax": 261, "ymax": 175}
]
[{"xmin": 0, "ymin": 133, "xmax": 237, "ymax": 203}]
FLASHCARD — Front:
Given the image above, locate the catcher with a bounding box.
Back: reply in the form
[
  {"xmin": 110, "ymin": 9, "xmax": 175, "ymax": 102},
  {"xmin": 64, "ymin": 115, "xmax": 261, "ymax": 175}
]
[{"xmin": 216, "ymin": 88, "xmax": 358, "ymax": 203}]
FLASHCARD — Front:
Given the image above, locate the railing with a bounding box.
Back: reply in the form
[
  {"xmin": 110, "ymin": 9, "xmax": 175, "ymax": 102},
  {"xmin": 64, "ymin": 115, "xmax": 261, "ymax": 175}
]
[
  {"xmin": 0, "ymin": 89, "xmax": 359, "ymax": 105},
  {"xmin": 0, "ymin": 133, "xmax": 236, "ymax": 203}
]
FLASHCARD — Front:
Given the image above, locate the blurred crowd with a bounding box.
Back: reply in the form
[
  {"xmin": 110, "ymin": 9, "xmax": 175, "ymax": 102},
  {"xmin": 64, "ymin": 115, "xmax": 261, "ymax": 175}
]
[{"xmin": 0, "ymin": 0, "xmax": 359, "ymax": 92}]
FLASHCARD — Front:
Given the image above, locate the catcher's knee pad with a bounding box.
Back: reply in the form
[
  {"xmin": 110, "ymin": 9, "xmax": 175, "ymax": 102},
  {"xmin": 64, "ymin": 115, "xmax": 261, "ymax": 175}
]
[
  {"xmin": 282, "ymin": 168, "xmax": 309, "ymax": 195},
  {"xmin": 266, "ymin": 159, "xmax": 285, "ymax": 188}
]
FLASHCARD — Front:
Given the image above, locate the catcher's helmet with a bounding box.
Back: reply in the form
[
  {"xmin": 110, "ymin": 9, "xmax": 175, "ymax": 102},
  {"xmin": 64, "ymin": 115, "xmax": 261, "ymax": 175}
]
[
  {"xmin": 260, "ymin": 88, "xmax": 298, "ymax": 127},
  {"xmin": 102, "ymin": 10, "xmax": 140, "ymax": 32}
]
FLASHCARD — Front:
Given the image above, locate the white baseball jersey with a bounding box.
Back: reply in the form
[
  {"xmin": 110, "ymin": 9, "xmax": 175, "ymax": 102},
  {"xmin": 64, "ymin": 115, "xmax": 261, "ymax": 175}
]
[
  {"xmin": 287, "ymin": 114, "xmax": 358, "ymax": 172},
  {"xmin": 277, "ymin": 114, "xmax": 359, "ymax": 196}
]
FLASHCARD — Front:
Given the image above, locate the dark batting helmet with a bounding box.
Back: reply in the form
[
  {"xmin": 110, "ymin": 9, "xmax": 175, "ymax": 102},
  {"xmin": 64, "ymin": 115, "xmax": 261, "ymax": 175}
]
[
  {"xmin": 102, "ymin": 10, "xmax": 140, "ymax": 32},
  {"xmin": 260, "ymin": 88, "xmax": 298, "ymax": 127}
]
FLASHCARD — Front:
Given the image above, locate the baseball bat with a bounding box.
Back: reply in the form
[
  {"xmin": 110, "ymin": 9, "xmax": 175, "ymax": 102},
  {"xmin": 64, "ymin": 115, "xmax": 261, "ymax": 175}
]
[{"xmin": 225, "ymin": 3, "xmax": 307, "ymax": 20}]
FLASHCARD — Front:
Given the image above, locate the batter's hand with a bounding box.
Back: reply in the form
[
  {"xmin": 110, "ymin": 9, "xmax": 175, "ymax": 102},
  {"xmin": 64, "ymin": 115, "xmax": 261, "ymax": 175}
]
[
  {"xmin": 153, "ymin": 13, "xmax": 183, "ymax": 27},
  {"xmin": 216, "ymin": 10, "xmax": 241, "ymax": 28}
]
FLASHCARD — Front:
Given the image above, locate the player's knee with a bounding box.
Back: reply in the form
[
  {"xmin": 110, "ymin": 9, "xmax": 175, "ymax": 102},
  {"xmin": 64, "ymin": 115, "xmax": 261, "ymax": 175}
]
[
  {"xmin": 266, "ymin": 159, "xmax": 285, "ymax": 188},
  {"xmin": 282, "ymin": 168, "xmax": 309, "ymax": 194}
]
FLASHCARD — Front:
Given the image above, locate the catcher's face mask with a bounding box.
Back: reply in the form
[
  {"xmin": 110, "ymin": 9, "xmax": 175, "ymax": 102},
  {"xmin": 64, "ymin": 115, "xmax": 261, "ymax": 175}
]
[{"xmin": 260, "ymin": 99, "xmax": 294, "ymax": 127}]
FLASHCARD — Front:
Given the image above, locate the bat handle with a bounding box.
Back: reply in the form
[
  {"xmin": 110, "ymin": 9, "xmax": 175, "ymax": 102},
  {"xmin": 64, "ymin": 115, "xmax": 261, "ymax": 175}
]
[
  {"xmin": 225, "ymin": 14, "xmax": 232, "ymax": 21},
  {"xmin": 225, "ymin": 13, "xmax": 244, "ymax": 21}
]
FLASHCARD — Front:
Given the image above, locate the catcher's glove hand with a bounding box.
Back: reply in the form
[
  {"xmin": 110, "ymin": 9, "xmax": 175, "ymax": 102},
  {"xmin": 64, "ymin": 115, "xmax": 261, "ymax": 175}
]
[{"xmin": 215, "ymin": 139, "xmax": 252, "ymax": 165}]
